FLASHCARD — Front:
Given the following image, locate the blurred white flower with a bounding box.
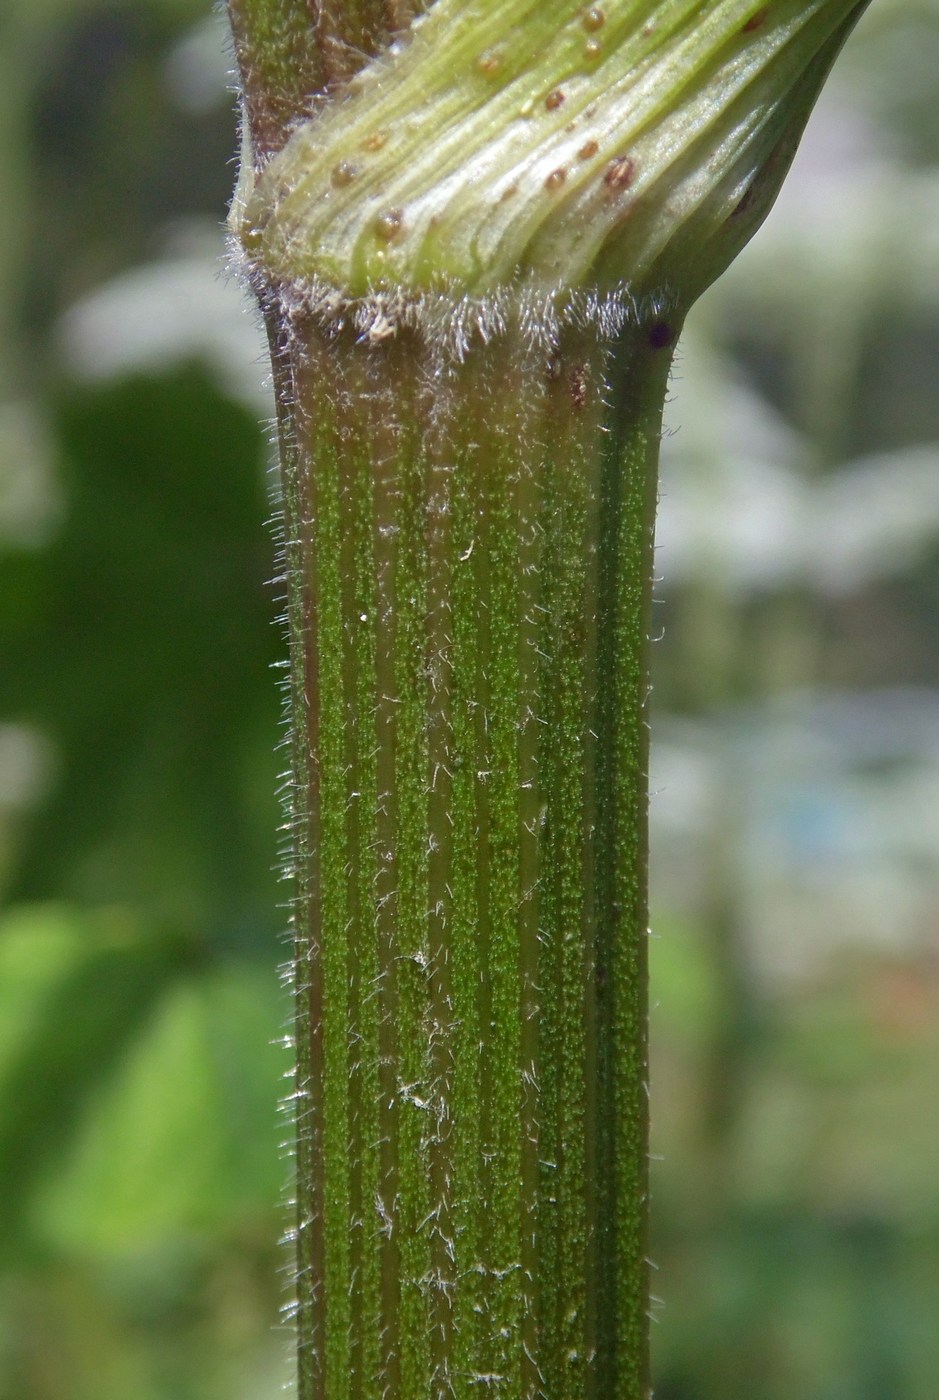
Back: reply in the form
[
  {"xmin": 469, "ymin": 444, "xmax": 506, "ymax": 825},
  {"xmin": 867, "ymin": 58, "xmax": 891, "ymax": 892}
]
[
  {"xmin": 57, "ymin": 228, "xmax": 271, "ymax": 411},
  {"xmin": 164, "ymin": 12, "xmax": 233, "ymax": 115}
]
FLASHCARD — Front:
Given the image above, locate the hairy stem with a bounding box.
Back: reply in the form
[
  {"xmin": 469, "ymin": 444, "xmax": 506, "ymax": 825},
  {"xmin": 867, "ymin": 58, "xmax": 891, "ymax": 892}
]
[
  {"xmin": 269, "ymin": 302, "xmax": 674, "ymax": 1399},
  {"xmin": 227, "ymin": 1, "xmax": 872, "ymax": 1395},
  {"xmin": 228, "ymin": 0, "xmax": 426, "ymax": 161}
]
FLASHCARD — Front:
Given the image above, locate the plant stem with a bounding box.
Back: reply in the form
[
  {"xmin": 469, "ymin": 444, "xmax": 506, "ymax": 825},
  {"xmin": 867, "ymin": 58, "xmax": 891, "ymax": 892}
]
[
  {"xmin": 267, "ymin": 301, "xmax": 675, "ymax": 1399},
  {"xmin": 227, "ymin": 1, "xmax": 872, "ymax": 1394},
  {"xmin": 227, "ymin": 0, "xmax": 426, "ymax": 160}
]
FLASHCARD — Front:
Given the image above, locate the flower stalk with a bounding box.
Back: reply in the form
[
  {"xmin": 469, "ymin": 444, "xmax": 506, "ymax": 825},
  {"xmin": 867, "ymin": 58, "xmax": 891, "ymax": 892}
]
[{"xmin": 227, "ymin": 1, "xmax": 869, "ymax": 1396}]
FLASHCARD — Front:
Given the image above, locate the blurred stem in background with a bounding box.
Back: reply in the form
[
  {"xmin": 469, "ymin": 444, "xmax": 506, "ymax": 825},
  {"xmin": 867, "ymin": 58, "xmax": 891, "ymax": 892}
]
[
  {"xmin": 0, "ymin": 9, "xmax": 42, "ymax": 390},
  {"xmin": 0, "ymin": 8, "xmax": 52, "ymax": 399}
]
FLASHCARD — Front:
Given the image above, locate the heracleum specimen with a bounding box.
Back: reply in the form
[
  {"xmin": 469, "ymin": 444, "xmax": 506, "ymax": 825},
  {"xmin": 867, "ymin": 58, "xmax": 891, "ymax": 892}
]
[{"xmin": 225, "ymin": 2, "xmax": 870, "ymax": 1395}]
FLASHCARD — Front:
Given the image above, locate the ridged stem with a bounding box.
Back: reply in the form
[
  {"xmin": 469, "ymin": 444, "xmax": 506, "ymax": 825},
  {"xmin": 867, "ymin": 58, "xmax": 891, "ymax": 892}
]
[
  {"xmin": 227, "ymin": 0, "xmax": 427, "ymax": 160},
  {"xmin": 229, "ymin": 2, "xmax": 873, "ymax": 1394},
  {"xmin": 272, "ymin": 301, "xmax": 674, "ymax": 1399}
]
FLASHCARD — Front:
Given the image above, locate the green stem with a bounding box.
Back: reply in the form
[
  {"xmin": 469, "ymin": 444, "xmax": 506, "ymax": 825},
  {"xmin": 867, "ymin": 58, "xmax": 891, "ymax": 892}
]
[
  {"xmin": 271, "ymin": 301, "xmax": 674, "ymax": 1399},
  {"xmin": 228, "ymin": 2, "xmax": 872, "ymax": 1395},
  {"xmin": 227, "ymin": 0, "xmax": 426, "ymax": 162}
]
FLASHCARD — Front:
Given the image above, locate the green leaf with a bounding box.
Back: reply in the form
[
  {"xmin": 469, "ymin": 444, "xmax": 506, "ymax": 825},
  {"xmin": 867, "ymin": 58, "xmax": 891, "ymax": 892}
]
[
  {"xmin": 0, "ymin": 368, "xmax": 280, "ymax": 943},
  {"xmin": 0, "ymin": 905, "xmax": 182, "ymax": 1260},
  {"xmin": 35, "ymin": 961, "xmax": 284, "ymax": 1253}
]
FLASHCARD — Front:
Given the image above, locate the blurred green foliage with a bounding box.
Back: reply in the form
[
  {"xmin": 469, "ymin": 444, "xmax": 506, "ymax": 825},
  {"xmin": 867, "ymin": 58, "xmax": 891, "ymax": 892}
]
[
  {"xmin": 1, "ymin": 5, "xmax": 287, "ymax": 1397},
  {"xmin": 1, "ymin": 2, "xmax": 938, "ymax": 1398}
]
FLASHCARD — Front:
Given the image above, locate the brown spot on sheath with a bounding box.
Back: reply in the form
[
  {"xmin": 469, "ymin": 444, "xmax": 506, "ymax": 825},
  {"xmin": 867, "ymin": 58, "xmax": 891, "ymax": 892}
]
[
  {"xmin": 578, "ymin": 139, "xmax": 600, "ymax": 161},
  {"xmin": 375, "ymin": 208, "xmax": 404, "ymax": 242},
  {"xmin": 742, "ymin": 5, "xmax": 769, "ymax": 31},
  {"xmin": 604, "ymin": 155, "xmax": 635, "ymax": 191},
  {"xmin": 545, "ymin": 88, "xmax": 566, "ymax": 110},
  {"xmin": 648, "ymin": 321, "xmax": 674, "ymax": 350},
  {"xmin": 331, "ymin": 160, "xmax": 358, "ymax": 187},
  {"xmin": 363, "ymin": 129, "xmax": 389, "ymax": 151},
  {"xmin": 584, "ymin": 38, "xmax": 602, "ymax": 59},
  {"xmin": 730, "ymin": 181, "xmax": 757, "ymax": 220},
  {"xmin": 583, "ymin": 6, "xmax": 606, "ymax": 30},
  {"xmin": 478, "ymin": 49, "xmax": 502, "ymax": 75},
  {"xmin": 728, "ymin": 141, "xmax": 785, "ymax": 221},
  {"xmin": 545, "ymin": 168, "xmax": 568, "ymax": 191},
  {"xmin": 570, "ymin": 364, "xmax": 589, "ymax": 409},
  {"xmin": 500, "ymin": 183, "xmax": 519, "ymax": 202}
]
